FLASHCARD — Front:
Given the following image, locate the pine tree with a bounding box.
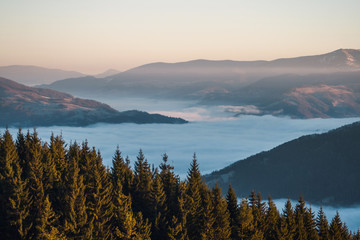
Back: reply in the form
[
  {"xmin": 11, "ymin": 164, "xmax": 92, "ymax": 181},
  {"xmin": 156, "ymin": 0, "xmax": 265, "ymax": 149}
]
[
  {"xmin": 265, "ymin": 196, "xmax": 279, "ymax": 240},
  {"xmin": 112, "ymin": 179, "xmax": 138, "ymax": 240},
  {"xmin": 353, "ymin": 229, "xmax": 360, "ymax": 240},
  {"xmin": 277, "ymin": 215, "xmax": 290, "ymax": 240},
  {"xmin": 199, "ymin": 185, "xmax": 215, "ymax": 240},
  {"xmin": 185, "ymin": 153, "xmax": 203, "ymax": 240},
  {"xmin": 329, "ymin": 211, "xmax": 343, "ymax": 240},
  {"xmin": 283, "ymin": 199, "xmax": 296, "ymax": 239},
  {"xmin": 87, "ymin": 149, "xmax": 114, "ymax": 239},
  {"xmin": 48, "ymin": 134, "xmax": 67, "ymax": 219},
  {"xmin": 134, "ymin": 212, "xmax": 152, "ymax": 240},
  {"xmin": 149, "ymin": 170, "xmax": 168, "ymax": 239},
  {"xmin": 168, "ymin": 215, "xmax": 188, "ymax": 240},
  {"xmin": 249, "ymin": 191, "xmax": 266, "ymax": 237},
  {"xmin": 15, "ymin": 129, "xmax": 28, "ymax": 178},
  {"xmin": 226, "ymin": 184, "xmax": 241, "ymax": 239},
  {"xmin": 304, "ymin": 207, "xmax": 319, "ymax": 240},
  {"xmin": 160, "ymin": 154, "xmax": 180, "ymax": 222},
  {"xmin": 168, "ymin": 181, "xmax": 188, "ymax": 240},
  {"xmin": 132, "ymin": 149, "xmax": 153, "ymax": 219},
  {"xmin": 111, "ymin": 147, "xmax": 133, "ymax": 196},
  {"xmin": 63, "ymin": 142, "xmax": 89, "ymax": 239},
  {"xmin": 294, "ymin": 195, "xmax": 307, "ymax": 240},
  {"xmin": 212, "ymin": 185, "xmax": 231, "ymax": 240},
  {"xmin": 238, "ymin": 198, "xmax": 255, "ymax": 239},
  {"xmin": 316, "ymin": 207, "xmax": 329, "ymax": 240},
  {"xmin": 27, "ymin": 130, "xmax": 48, "ymax": 239},
  {"xmin": 0, "ymin": 129, "xmax": 32, "ymax": 239},
  {"xmin": 36, "ymin": 195, "xmax": 65, "ymax": 240}
]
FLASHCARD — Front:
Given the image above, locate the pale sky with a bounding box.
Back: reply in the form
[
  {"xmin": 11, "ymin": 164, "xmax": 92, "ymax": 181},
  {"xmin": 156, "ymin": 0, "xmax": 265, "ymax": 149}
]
[{"xmin": 1, "ymin": 0, "xmax": 359, "ymax": 74}]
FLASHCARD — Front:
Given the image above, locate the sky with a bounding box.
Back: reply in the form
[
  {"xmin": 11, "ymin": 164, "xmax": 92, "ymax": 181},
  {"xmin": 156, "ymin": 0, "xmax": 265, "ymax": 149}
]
[{"xmin": 1, "ymin": 0, "xmax": 360, "ymax": 74}]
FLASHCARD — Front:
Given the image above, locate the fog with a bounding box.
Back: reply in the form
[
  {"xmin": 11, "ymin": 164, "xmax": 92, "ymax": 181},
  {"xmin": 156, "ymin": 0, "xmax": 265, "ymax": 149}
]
[{"xmin": 2, "ymin": 115, "xmax": 359, "ymax": 178}]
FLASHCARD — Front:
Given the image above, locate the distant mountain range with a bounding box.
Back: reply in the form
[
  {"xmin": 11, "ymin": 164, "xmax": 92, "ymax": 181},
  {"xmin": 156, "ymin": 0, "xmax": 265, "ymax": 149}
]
[
  {"xmin": 35, "ymin": 49, "xmax": 360, "ymax": 119},
  {"xmin": 0, "ymin": 65, "xmax": 121, "ymax": 86},
  {"xmin": 204, "ymin": 121, "xmax": 360, "ymax": 206},
  {"xmin": 0, "ymin": 77, "xmax": 187, "ymax": 127},
  {"xmin": 0, "ymin": 65, "xmax": 86, "ymax": 86}
]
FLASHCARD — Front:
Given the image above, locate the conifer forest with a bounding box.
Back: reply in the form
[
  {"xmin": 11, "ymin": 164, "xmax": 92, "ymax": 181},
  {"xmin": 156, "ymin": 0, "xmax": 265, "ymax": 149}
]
[{"xmin": 1, "ymin": 129, "xmax": 359, "ymax": 240}]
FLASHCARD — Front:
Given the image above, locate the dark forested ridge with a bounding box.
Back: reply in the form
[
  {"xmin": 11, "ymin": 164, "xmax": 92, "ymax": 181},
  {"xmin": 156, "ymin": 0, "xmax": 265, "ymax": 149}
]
[
  {"xmin": 0, "ymin": 77, "xmax": 187, "ymax": 127},
  {"xmin": 205, "ymin": 121, "xmax": 360, "ymax": 206},
  {"xmin": 0, "ymin": 129, "xmax": 359, "ymax": 239}
]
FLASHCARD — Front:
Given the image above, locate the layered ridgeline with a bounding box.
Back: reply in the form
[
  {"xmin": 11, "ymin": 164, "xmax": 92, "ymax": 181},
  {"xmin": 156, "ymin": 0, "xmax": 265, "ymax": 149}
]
[
  {"xmin": 39, "ymin": 49, "xmax": 360, "ymax": 118},
  {"xmin": 0, "ymin": 65, "xmax": 86, "ymax": 86},
  {"xmin": 0, "ymin": 77, "xmax": 186, "ymax": 127},
  {"xmin": 205, "ymin": 121, "xmax": 360, "ymax": 206},
  {"xmin": 0, "ymin": 129, "xmax": 358, "ymax": 239}
]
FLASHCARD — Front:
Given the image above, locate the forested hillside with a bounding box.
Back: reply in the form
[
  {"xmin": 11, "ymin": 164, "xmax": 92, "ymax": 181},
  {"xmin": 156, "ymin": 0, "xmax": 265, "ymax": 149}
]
[
  {"xmin": 0, "ymin": 129, "xmax": 359, "ymax": 239},
  {"xmin": 205, "ymin": 121, "xmax": 360, "ymax": 206}
]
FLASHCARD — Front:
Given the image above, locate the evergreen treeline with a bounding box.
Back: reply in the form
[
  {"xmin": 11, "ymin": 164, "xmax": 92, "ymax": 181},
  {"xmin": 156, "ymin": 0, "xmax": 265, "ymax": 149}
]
[{"xmin": 0, "ymin": 129, "xmax": 359, "ymax": 240}]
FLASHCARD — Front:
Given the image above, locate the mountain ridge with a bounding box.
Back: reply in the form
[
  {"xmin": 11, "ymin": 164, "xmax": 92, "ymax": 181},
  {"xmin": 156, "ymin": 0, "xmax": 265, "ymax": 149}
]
[
  {"xmin": 204, "ymin": 121, "xmax": 360, "ymax": 206},
  {"xmin": 0, "ymin": 77, "xmax": 187, "ymax": 127}
]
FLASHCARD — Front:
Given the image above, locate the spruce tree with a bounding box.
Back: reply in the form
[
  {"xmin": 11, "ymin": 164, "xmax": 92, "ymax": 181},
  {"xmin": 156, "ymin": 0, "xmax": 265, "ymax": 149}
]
[
  {"xmin": 27, "ymin": 130, "xmax": 47, "ymax": 239},
  {"xmin": 329, "ymin": 211, "xmax": 343, "ymax": 240},
  {"xmin": 304, "ymin": 207, "xmax": 319, "ymax": 240},
  {"xmin": 132, "ymin": 149, "xmax": 153, "ymax": 219},
  {"xmin": 149, "ymin": 170, "xmax": 168, "ymax": 240},
  {"xmin": 63, "ymin": 143, "xmax": 89, "ymax": 239},
  {"xmin": 277, "ymin": 215, "xmax": 290, "ymax": 240},
  {"xmin": 316, "ymin": 207, "xmax": 329, "ymax": 240},
  {"xmin": 283, "ymin": 199, "xmax": 296, "ymax": 239},
  {"xmin": 48, "ymin": 134, "xmax": 67, "ymax": 218},
  {"xmin": 185, "ymin": 153, "xmax": 203, "ymax": 240},
  {"xmin": 111, "ymin": 147, "xmax": 133, "ymax": 196},
  {"xmin": 238, "ymin": 198, "xmax": 255, "ymax": 239},
  {"xmin": 294, "ymin": 195, "xmax": 307, "ymax": 240},
  {"xmin": 168, "ymin": 215, "xmax": 188, "ymax": 240},
  {"xmin": 249, "ymin": 191, "xmax": 266, "ymax": 237},
  {"xmin": 160, "ymin": 153, "xmax": 180, "ymax": 222},
  {"xmin": 199, "ymin": 185, "xmax": 215, "ymax": 240},
  {"xmin": 212, "ymin": 185, "xmax": 231, "ymax": 240},
  {"xmin": 87, "ymin": 150, "xmax": 114, "ymax": 239},
  {"xmin": 265, "ymin": 196, "xmax": 279, "ymax": 240},
  {"xmin": 36, "ymin": 195, "xmax": 65, "ymax": 240},
  {"xmin": 112, "ymin": 179, "xmax": 138, "ymax": 240},
  {"xmin": 0, "ymin": 129, "xmax": 32, "ymax": 239},
  {"xmin": 134, "ymin": 212, "xmax": 152, "ymax": 240},
  {"xmin": 226, "ymin": 184, "xmax": 241, "ymax": 239}
]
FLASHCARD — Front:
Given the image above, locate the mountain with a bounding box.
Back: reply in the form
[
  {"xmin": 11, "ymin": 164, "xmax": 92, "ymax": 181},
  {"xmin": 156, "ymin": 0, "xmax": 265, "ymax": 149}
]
[
  {"xmin": 39, "ymin": 49, "xmax": 360, "ymax": 118},
  {"xmin": 94, "ymin": 69, "xmax": 121, "ymax": 78},
  {"xmin": 203, "ymin": 71, "xmax": 360, "ymax": 118},
  {"xmin": 0, "ymin": 65, "xmax": 86, "ymax": 86},
  {"xmin": 0, "ymin": 77, "xmax": 187, "ymax": 127},
  {"xmin": 204, "ymin": 121, "xmax": 360, "ymax": 206},
  {"xmin": 42, "ymin": 49, "xmax": 360, "ymax": 95}
]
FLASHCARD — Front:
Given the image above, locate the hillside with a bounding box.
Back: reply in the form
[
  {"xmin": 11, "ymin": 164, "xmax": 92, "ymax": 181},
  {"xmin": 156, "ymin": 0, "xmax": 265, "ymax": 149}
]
[
  {"xmin": 0, "ymin": 77, "xmax": 187, "ymax": 127},
  {"xmin": 204, "ymin": 121, "xmax": 360, "ymax": 205}
]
